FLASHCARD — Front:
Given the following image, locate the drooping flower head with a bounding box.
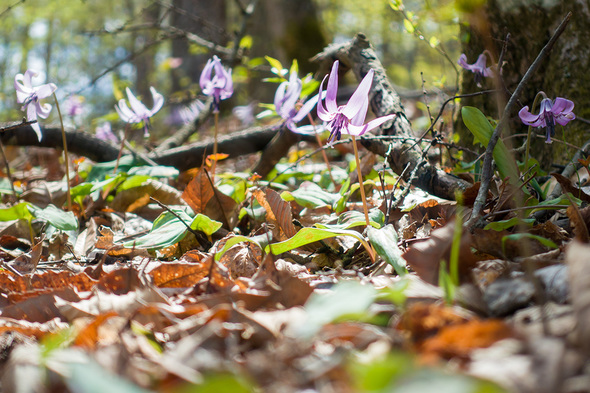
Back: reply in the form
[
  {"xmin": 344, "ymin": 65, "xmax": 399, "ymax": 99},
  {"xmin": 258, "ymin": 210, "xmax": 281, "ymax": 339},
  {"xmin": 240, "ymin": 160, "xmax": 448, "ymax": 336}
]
[
  {"xmin": 199, "ymin": 55, "xmax": 233, "ymax": 112},
  {"xmin": 95, "ymin": 122, "xmax": 119, "ymax": 144},
  {"xmin": 115, "ymin": 86, "xmax": 164, "ymax": 137},
  {"xmin": 317, "ymin": 61, "xmax": 394, "ymax": 144},
  {"xmin": 274, "ymin": 71, "xmax": 321, "ymax": 134},
  {"xmin": 518, "ymin": 96, "xmax": 575, "ymax": 144},
  {"xmin": 14, "ymin": 69, "xmax": 58, "ymax": 141},
  {"xmin": 232, "ymin": 102, "xmax": 256, "ymax": 126},
  {"xmin": 178, "ymin": 100, "xmax": 205, "ymax": 125},
  {"xmin": 65, "ymin": 95, "xmax": 85, "ymax": 117},
  {"xmin": 458, "ymin": 53, "xmax": 492, "ymax": 87}
]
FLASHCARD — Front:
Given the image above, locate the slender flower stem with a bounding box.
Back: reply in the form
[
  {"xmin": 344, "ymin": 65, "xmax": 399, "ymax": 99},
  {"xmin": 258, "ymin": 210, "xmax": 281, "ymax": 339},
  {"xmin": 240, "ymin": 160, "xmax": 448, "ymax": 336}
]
[
  {"xmin": 307, "ymin": 113, "xmax": 336, "ymax": 187},
  {"xmin": 211, "ymin": 111, "xmax": 219, "ymax": 181},
  {"xmin": 351, "ymin": 135, "xmax": 370, "ymax": 227},
  {"xmin": 0, "ymin": 138, "xmax": 18, "ymax": 203},
  {"xmin": 53, "ymin": 93, "xmax": 72, "ymax": 211},
  {"xmin": 113, "ymin": 124, "xmax": 129, "ymax": 174}
]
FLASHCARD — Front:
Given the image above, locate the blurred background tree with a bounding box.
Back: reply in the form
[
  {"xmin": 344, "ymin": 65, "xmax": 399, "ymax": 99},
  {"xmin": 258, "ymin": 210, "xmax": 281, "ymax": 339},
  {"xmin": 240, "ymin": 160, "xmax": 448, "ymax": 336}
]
[{"xmin": 0, "ymin": 0, "xmax": 463, "ymax": 142}]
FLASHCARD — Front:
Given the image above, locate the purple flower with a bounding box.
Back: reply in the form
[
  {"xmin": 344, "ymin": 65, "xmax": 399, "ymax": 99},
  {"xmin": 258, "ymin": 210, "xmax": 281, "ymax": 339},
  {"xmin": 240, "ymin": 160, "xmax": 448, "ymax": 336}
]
[
  {"xmin": 232, "ymin": 102, "xmax": 256, "ymax": 126},
  {"xmin": 519, "ymin": 97, "xmax": 575, "ymax": 144},
  {"xmin": 115, "ymin": 86, "xmax": 163, "ymax": 137},
  {"xmin": 458, "ymin": 53, "xmax": 492, "ymax": 87},
  {"xmin": 14, "ymin": 69, "xmax": 58, "ymax": 141},
  {"xmin": 65, "ymin": 95, "xmax": 85, "ymax": 117},
  {"xmin": 274, "ymin": 71, "xmax": 320, "ymax": 133},
  {"xmin": 95, "ymin": 122, "xmax": 118, "ymax": 144},
  {"xmin": 317, "ymin": 61, "xmax": 394, "ymax": 143},
  {"xmin": 199, "ymin": 55, "xmax": 233, "ymax": 112},
  {"xmin": 178, "ymin": 100, "xmax": 205, "ymax": 125}
]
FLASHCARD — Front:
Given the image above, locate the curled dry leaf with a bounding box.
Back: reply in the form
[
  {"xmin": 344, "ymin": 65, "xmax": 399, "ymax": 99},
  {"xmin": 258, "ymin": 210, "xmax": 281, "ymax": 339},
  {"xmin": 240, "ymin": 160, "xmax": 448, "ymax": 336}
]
[{"xmin": 253, "ymin": 188, "xmax": 297, "ymax": 242}]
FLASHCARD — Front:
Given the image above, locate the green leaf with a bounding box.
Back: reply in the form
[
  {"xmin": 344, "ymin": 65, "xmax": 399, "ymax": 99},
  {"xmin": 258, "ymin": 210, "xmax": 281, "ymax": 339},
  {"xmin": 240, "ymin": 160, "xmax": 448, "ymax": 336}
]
[
  {"xmin": 265, "ymin": 56, "xmax": 285, "ymax": 76},
  {"xmin": 0, "ymin": 202, "xmax": 33, "ymax": 222},
  {"xmin": 461, "ymin": 106, "xmax": 521, "ymax": 187},
  {"xmin": 29, "ymin": 204, "xmax": 78, "ymax": 231},
  {"xmin": 123, "ymin": 210, "xmax": 221, "ymax": 250},
  {"xmin": 284, "ymin": 184, "xmax": 341, "ymax": 208},
  {"xmin": 118, "ymin": 175, "xmax": 151, "ymax": 191},
  {"xmin": 128, "ymin": 166, "xmax": 179, "ymax": 178},
  {"xmin": 297, "ymin": 280, "xmax": 376, "ymax": 338},
  {"xmin": 484, "ymin": 217, "xmax": 535, "ymax": 231},
  {"xmin": 267, "ymin": 226, "xmax": 372, "ymax": 256},
  {"xmin": 403, "ymin": 18, "xmax": 415, "ymax": 34},
  {"xmin": 239, "ymin": 35, "xmax": 253, "ymax": 50},
  {"xmin": 215, "ymin": 235, "xmax": 262, "ymax": 261},
  {"xmin": 367, "ymin": 225, "xmax": 407, "ymax": 275}
]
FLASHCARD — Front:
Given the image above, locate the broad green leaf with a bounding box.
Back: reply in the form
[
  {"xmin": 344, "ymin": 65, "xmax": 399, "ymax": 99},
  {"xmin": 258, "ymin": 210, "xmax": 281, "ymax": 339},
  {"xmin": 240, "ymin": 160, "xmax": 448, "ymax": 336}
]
[
  {"xmin": 0, "ymin": 202, "xmax": 33, "ymax": 222},
  {"xmin": 239, "ymin": 35, "xmax": 253, "ymax": 50},
  {"xmin": 461, "ymin": 106, "xmax": 520, "ymax": 187},
  {"xmin": 283, "ymin": 184, "xmax": 341, "ymax": 208},
  {"xmin": 297, "ymin": 280, "xmax": 376, "ymax": 338},
  {"xmin": 484, "ymin": 217, "xmax": 535, "ymax": 231},
  {"xmin": 215, "ymin": 235, "xmax": 262, "ymax": 261},
  {"xmin": 267, "ymin": 226, "xmax": 372, "ymax": 256},
  {"xmin": 128, "ymin": 165, "xmax": 179, "ymax": 178},
  {"xmin": 123, "ymin": 210, "xmax": 221, "ymax": 249},
  {"xmin": 367, "ymin": 225, "xmax": 407, "ymax": 275},
  {"xmin": 403, "ymin": 18, "xmax": 415, "ymax": 34},
  {"xmin": 118, "ymin": 175, "xmax": 151, "ymax": 191},
  {"xmin": 29, "ymin": 204, "xmax": 78, "ymax": 231}
]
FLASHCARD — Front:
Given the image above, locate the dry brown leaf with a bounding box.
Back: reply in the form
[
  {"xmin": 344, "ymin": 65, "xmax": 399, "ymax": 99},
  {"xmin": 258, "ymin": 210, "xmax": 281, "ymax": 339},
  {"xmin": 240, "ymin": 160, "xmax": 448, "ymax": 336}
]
[
  {"xmin": 552, "ymin": 172, "xmax": 590, "ymax": 203},
  {"xmin": 220, "ymin": 241, "xmax": 262, "ymax": 279},
  {"xmin": 402, "ymin": 221, "xmax": 479, "ymax": 285},
  {"xmin": 396, "ymin": 302, "xmax": 469, "ymax": 344},
  {"xmin": 97, "ymin": 268, "xmax": 143, "ymax": 294},
  {"xmin": 150, "ymin": 261, "xmax": 210, "ymax": 288},
  {"xmin": 182, "ymin": 167, "xmax": 237, "ymax": 229},
  {"xmin": 420, "ymin": 319, "xmax": 514, "ymax": 361},
  {"xmin": 567, "ymin": 205, "xmax": 590, "ymax": 242},
  {"xmin": 110, "ymin": 179, "xmax": 184, "ymax": 212},
  {"xmin": 72, "ymin": 311, "xmax": 119, "ymax": 350},
  {"xmin": 9, "ymin": 236, "xmax": 44, "ymax": 274},
  {"xmin": 253, "ymin": 188, "xmax": 297, "ymax": 242}
]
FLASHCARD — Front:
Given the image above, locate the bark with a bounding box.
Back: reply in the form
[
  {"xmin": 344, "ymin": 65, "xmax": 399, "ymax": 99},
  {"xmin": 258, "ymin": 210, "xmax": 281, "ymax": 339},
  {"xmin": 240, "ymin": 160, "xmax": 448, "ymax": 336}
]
[{"xmin": 456, "ymin": 0, "xmax": 589, "ymax": 170}]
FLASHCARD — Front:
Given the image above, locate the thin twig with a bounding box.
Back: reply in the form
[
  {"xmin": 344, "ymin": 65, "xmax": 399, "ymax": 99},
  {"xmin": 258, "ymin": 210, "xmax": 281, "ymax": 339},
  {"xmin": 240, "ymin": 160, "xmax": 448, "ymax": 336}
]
[{"xmin": 467, "ymin": 12, "xmax": 572, "ymax": 228}]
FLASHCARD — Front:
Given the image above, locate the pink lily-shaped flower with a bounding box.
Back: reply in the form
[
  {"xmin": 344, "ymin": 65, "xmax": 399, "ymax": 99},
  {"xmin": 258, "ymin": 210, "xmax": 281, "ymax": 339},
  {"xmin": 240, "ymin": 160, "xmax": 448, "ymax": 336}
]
[
  {"xmin": 274, "ymin": 71, "xmax": 321, "ymax": 133},
  {"xmin": 519, "ymin": 96, "xmax": 575, "ymax": 144},
  {"xmin": 458, "ymin": 53, "xmax": 492, "ymax": 87},
  {"xmin": 199, "ymin": 55, "xmax": 233, "ymax": 112},
  {"xmin": 14, "ymin": 69, "xmax": 57, "ymax": 141},
  {"xmin": 96, "ymin": 122, "xmax": 119, "ymax": 144},
  {"xmin": 115, "ymin": 87, "xmax": 164, "ymax": 137},
  {"xmin": 317, "ymin": 61, "xmax": 394, "ymax": 143}
]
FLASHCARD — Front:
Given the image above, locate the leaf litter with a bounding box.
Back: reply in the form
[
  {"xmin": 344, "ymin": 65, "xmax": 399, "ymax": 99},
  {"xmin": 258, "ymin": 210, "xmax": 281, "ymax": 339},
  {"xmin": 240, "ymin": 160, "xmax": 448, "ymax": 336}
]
[{"xmin": 0, "ymin": 143, "xmax": 589, "ymax": 393}]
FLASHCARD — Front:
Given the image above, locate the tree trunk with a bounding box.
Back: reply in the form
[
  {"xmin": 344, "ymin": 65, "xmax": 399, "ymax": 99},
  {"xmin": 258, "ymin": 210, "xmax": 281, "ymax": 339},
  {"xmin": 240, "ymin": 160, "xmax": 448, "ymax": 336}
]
[{"xmin": 456, "ymin": 0, "xmax": 588, "ymax": 170}]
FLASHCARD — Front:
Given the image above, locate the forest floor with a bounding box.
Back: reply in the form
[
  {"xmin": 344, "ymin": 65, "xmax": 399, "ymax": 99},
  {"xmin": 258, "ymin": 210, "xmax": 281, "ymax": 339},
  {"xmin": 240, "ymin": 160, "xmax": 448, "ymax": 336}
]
[{"xmin": 0, "ymin": 124, "xmax": 588, "ymax": 393}]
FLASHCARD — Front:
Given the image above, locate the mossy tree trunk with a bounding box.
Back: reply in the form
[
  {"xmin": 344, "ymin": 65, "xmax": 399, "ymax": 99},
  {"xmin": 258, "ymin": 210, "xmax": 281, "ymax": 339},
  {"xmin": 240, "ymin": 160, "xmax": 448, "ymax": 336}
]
[{"xmin": 456, "ymin": 0, "xmax": 590, "ymax": 170}]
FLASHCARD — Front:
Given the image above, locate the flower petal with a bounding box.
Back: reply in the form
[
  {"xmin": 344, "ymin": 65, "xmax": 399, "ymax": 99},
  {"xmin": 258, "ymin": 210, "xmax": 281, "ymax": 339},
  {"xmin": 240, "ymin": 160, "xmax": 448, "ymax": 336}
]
[
  {"xmin": 325, "ymin": 61, "xmax": 339, "ymax": 113},
  {"xmin": 274, "ymin": 81, "xmax": 288, "ymax": 112},
  {"xmin": 199, "ymin": 58, "xmax": 214, "ymax": 91},
  {"xmin": 317, "ymin": 75, "xmax": 334, "ymax": 122},
  {"xmin": 551, "ymin": 97, "xmax": 574, "ymax": 115},
  {"xmin": 457, "ymin": 54, "xmax": 470, "ymax": 70},
  {"xmin": 292, "ymin": 93, "xmax": 320, "ymax": 123},
  {"xmin": 518, "ymin": 106, "xmax": 541, "ymax": 125},
  {"xmin": 126, "ymin": 88, "xmax": 149, "ymax": 117},
  {"xmin": 35, "ymin": 83, "xmax": 57, "ymax": 100},
  {"xmin": 358, "ymin": 114, "xmax": 395, "ymax": 134},
  {"xmin": 148, "ymin": 87, "xmax": 164, "ymax": 116},
  {"xmin": 341, "ymin": 69, "xmax": 373, "ymax": 120},
  {"xmin": 31, "ymin": 122, "xmax": 43, "ymax": 142},
  {"xmin": 35, "ymin": 102, "xmax": 52, "ymax": 119}
]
